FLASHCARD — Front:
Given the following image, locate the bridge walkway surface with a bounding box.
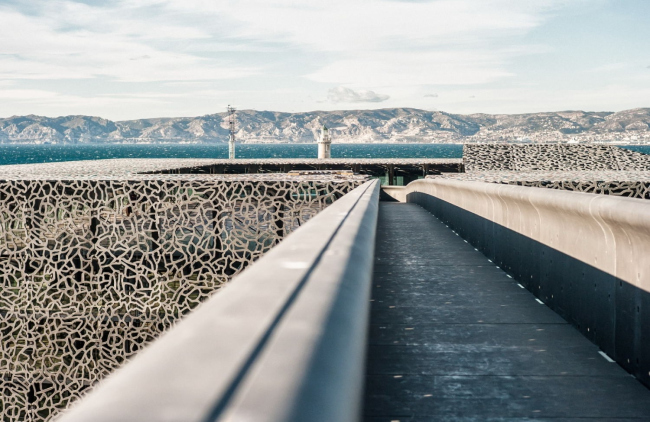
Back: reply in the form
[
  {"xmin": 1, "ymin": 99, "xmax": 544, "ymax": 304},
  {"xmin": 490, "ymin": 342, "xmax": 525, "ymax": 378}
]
[{"xmin": 364, "ymin": 202, "xmax": 650, "ymax": 421}]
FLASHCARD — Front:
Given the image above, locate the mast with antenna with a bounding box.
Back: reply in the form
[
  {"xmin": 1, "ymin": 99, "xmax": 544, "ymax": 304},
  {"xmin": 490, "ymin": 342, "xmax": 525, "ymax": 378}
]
[{"xmin": 227, "ymin": 105, "xmax": 236, "ymax": 159}]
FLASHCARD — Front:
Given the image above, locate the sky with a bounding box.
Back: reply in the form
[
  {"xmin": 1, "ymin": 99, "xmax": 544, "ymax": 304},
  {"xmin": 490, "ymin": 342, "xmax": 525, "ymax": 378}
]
[{"xmin": 0, "ymin": 0, "xmax": 648, "ymax": 120}]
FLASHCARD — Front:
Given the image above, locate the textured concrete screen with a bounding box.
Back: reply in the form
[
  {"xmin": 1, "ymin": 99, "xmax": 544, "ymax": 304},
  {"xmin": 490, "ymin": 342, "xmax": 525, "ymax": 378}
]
[
  {"xmin": 452, "ymin": 144, "xmax": 650, "ymax": 199},
  {"xmin": 0, "ymin": 160, "xmax": 366, "ymax": 421},
  {"xmin": 463, "ymin": 144, "xmax": 650, "ymax": 172},
  {"xmin": 57, "ymin": 181, "xmax": 380, "ymax": 422},
  {"xmin": 434, "ymin": 170, "xmax": 650, "ymax": 200},
  {"xmin": 406, "ymin": 179, "xmax": 650, "ymax": 388}
]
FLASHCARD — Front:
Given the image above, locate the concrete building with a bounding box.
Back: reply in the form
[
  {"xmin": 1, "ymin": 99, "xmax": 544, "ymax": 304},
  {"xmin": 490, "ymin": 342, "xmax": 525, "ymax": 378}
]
[
  {"xmin": 318, "ymin": 125, "xmax": 331, "ymax": 159},
  {"xmin": 15, "ymin": 145, "xmax": 650, "ymax": 421}
]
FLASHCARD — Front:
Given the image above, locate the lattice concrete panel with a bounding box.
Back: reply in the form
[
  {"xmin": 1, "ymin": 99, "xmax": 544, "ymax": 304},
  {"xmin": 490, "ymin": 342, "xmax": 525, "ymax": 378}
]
[
  {"xmin": 434, "ymin": 170, "xmax": 650, "ymax": 200},
  {"xmin": 508, "ymin": 180, "xmax": 650, "ymax": 199},
  {"xmin": 0, "ymin": 175, "xmax": 363, "ymax": 421},
  {"xmin": 463, "ymin": 144, "xmax": 650, "ymax": 172}
]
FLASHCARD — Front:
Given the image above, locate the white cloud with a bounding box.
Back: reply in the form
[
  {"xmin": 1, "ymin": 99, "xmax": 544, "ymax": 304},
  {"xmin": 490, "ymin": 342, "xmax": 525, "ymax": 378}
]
[
  {"xmin": 328, "ymin": 87, "xmax": 389, "ymax": 103},
  {"xmin": 589, "ymin": 63, "xmax": 631, "ymax": 73},
  {"xmin": 0, "ymin": 84, "xmax": 245, "ymax": 120},
  {"xmin": 308, "ymin": 49, "xmax": 517, "ymax": 86},
  {"xmin": 0, "ymin": 0, "xmax": 573, "ymax": 86},
  {"xmin": 0, "ymin": 89, "xmax": 59, "ymax": 100},
  {"xmin": 162, "ymin": 0, "xmax": 561, "ymax": 51},
  {"xmin": 175, "ymin": 1, "xmax": 568, "ymax": 83},
  {"xmin": 0, "ymin": 88, "xmax": 172, "ymax": 105},
  {"xmin": 2, "ymin": 0, "xmax": 644, "ymax": 119},
  {"xmin": 417, "ymin": 85, "xmax": 650, "ymax": 114},
  {"xmin": 0, "ymin": 3, "xmax": 258, "ymax": 82},
  {"xmin": 152, "ymin": 0, "xmax": 563, "ymax": 89}
]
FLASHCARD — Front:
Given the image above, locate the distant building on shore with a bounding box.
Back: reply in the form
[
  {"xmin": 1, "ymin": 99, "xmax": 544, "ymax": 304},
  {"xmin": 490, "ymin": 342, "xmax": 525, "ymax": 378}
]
[{"xmin": 318, "ymin": 125, "xmax": 331, "ymax": 159}]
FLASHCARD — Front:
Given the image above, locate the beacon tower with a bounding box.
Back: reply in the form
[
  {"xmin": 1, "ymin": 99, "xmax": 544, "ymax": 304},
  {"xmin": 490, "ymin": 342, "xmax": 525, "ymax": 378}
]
[{"xmin": 318, "ymin": 125, "xmax": 331, "ymax": 159}]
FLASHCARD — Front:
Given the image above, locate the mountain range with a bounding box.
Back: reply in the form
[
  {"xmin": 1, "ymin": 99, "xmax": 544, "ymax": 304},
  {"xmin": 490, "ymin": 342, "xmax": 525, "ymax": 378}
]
[{"xmin": 1, "ymin": 108, "xmax": 649, "ymax": 144}]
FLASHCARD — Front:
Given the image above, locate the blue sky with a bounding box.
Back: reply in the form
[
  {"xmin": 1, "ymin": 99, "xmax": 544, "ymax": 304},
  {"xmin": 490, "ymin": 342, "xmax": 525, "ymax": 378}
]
[{"xmin": 0, "ymin": 0, "xmax": 648, "ymax": 120}]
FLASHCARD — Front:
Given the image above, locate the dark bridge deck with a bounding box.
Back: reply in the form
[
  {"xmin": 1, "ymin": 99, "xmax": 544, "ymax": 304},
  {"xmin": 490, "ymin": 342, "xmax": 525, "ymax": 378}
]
[{"xmin": 364, "ymin": 203, "xmax": 650, "ymax": 421}]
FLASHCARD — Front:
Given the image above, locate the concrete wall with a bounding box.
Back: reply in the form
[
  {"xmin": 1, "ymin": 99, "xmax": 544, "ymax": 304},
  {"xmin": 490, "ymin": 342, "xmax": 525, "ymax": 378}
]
[
  {"xmin": 405, "ymin": 179, "xmax": 650, "ymax": 387},
  {"xmin": 380, "ymin": 186, "xmax": 406, "ymax": 202},
  {"xmin": 0, "ymin": 178, "xmax": 363, "ymax": 422},
  {"xmin": 463, "ymin": 144, "xmax": 650, "ymax": 171},
  {"xmin": 57, "ymin": 180, "xmax": 380, "ymax": 422}
]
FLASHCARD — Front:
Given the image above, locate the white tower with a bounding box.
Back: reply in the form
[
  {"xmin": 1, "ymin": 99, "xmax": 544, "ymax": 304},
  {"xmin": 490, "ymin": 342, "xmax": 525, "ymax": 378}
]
[
  {"xmin": 227, "ymin": 105, "xmax": 236, "ymax": 159},
  {"xmin": 318, "ymin": 125, "xmax": 331, "ymax": 159}
]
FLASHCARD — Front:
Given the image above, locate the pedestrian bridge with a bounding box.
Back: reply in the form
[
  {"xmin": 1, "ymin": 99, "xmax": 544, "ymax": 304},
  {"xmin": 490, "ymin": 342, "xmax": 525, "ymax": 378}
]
[{"xmin": 57, "ymin": 178, "xmax": 650, "ymax": 421}]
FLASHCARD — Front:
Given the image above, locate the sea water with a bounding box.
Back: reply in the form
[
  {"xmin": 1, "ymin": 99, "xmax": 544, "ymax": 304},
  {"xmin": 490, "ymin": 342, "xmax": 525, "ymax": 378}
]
[{"xmin": 0, "ymin": 143, "xmax": 647, "ymax": 166}]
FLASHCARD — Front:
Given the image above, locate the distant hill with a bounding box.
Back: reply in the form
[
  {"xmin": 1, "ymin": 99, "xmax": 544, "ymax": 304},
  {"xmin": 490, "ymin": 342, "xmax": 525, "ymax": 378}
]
[{"xmin": 1, "ymin": 108, "xmax": 649, "ymax": 144}]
